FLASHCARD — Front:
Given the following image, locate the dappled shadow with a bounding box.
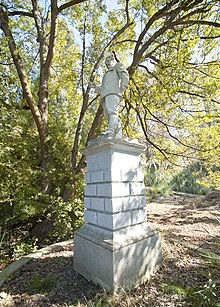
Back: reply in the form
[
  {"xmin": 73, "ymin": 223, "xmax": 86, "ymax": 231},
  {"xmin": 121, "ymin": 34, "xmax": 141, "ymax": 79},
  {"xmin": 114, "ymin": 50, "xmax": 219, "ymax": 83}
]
[
  {"xmin": 1, "ymin": 251, "xmax": 104, "ymax": 306},
  {"xmin": 147, "ymin": 199, "xmax": 220, "ymax": 257},
  {"xmin": 151, "ymin": 212, "xmax": 219, "ymax": 227},
  {"xmin": 1, "ymin": 237, "xmax": 219, "ymax": 307},
  {"xmin": 73, "ymin": 223, "xmax": 162, "ymax": 292},
  {"xmin": 1, "ymin": 194, "xmax": 219, "ymax": 306},
  {"xmin": 101, "ymin": 238, "xmax": 220, "ymax": 306},
  {"xmin": 148, "ymin": 204, "xmax": 220, "ymax": 227},
  {"xmin": 151, "ymin": 247, "xmax": 220, "ymax": 307}
]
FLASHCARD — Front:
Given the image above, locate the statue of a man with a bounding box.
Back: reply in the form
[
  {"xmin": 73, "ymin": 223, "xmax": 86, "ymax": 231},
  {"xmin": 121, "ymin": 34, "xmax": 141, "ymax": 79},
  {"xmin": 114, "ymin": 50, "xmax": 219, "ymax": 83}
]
[{"xmin": 92, "ymin": 53, "xmax": 129, "ymax": 137}]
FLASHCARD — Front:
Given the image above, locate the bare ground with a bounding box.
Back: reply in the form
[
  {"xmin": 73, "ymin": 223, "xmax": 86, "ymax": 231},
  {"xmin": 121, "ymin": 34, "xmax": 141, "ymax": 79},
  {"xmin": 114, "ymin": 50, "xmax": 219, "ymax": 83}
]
[{"xmin": 0, "ymin": 192, "xmax": 220, "ymax": 306}]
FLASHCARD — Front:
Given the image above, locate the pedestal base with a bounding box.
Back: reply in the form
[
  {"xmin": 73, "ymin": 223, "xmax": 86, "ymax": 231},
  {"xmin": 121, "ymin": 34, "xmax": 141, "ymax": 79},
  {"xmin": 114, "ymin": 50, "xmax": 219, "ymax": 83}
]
[
  {"xmin": 73, "ymin": 223, "xmax": 162, "ymax": 292},
  {"xmin": 74, "ymin": 137, "xmax": 162, "ymax": 292}
]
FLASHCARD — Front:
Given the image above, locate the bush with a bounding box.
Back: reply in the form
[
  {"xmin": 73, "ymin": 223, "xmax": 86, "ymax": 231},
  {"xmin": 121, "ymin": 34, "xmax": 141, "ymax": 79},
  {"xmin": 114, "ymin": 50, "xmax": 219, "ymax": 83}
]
[
  {"xmin": 144, "ymin": 160, "xmax": 173, "ymax": 197},
  {"xmin": 171, "ymin": 163, "xmax": 210, "ymax": 195}
]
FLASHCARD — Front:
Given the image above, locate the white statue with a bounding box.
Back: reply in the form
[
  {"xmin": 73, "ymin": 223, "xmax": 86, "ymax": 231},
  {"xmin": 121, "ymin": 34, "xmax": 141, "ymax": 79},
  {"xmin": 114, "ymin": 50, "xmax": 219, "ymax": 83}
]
[{"xmin": 91, "ymin": 52, "xmax": 129, "ymax": 137}]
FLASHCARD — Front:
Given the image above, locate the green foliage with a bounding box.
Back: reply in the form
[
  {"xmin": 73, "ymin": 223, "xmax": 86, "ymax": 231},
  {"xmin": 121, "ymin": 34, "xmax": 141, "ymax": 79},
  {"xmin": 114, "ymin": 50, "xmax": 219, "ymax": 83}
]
[
  {"xmin": 161, "ymin": 279, "xmax": 220, "ymax": 307},
  {"xmin": 0, "ymin": 15, "xmax": 86, "ymax": 256},
  {"xmin": 171, "ymin": 163, "xmax": 210, "ymax": 195},
  {"xmin": 143, "ymin": 159, "xmax": 173, "ymax": 197},
  {"xmin": 27, "ymin": 276, "xmax": 57, "ymax": 294},
  {"xmin": 0, "ymin": 91, "xmax": 85, "ymax": 257},
  {"xmin": 186, "ymin": 278, "xmax": 220, "ymax": 307},
  {"xmin": 0, "ymin": 106, "xmax": 40, "ymax": 225},
  {"xmin": 0, "ymin": 224, "xmax": 37, "ymax": 267},
  {"xmin": 12, "ymin": 241, "xmax": 37, "ymax": 260},
  {"xmin": 161, "ymin": 281, "xmax": 189, "ymax": 295},
  {"xmin": 144, "ymin": 160, "xmax": 216, "ymax": 197},
  {"xmin": 0, "ymin": 0, "xmax": 220, "ymax": 268},
  {"xmin": 45, "ymin": 175, "xmax": 85, "ymax": 243}
]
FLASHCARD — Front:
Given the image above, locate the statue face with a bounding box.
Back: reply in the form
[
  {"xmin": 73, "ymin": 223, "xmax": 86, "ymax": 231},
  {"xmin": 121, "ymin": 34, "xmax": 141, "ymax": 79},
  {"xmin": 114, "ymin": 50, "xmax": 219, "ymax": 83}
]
[{"xmin": 105, "ymin": 57, "xmax": 115, "ymax": 69}]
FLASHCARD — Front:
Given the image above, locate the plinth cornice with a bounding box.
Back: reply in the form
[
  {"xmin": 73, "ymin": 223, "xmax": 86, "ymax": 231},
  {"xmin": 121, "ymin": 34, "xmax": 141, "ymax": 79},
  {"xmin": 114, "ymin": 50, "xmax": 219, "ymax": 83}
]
[{"xmin": 82, "ymin": 136, "xmax": 146, "ymax": 156}]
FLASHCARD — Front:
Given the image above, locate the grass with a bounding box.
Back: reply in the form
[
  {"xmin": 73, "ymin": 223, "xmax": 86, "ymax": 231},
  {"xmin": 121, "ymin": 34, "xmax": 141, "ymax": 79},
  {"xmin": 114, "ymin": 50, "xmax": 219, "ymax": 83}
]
[
  {"xmin": 27, "ymin": 275, "xmax": 57, "ymax": 294},
  {"xmin": 161, "ymin": 279, "xmax": 220, "ymax": 307}
]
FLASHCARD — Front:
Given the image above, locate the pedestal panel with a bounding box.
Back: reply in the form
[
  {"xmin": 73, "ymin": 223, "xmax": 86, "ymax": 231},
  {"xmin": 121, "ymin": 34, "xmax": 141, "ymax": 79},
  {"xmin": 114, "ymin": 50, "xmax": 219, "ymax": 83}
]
[{"xmin": 73, "ymin": 137, "xmax": 162, "ymax": 292}]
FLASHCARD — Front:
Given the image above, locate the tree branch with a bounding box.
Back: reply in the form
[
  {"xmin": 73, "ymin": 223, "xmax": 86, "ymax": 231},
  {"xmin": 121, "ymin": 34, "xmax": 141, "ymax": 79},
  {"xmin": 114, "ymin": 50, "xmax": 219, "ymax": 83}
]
[
  {"xmin": 176, "ymin": 20, "xmax": 220, "ymax": 28},
  {"xmin": 0, "ymin": 7, "xmax": 44, "ymax": 144},
  {"xmin": 58, "ymin": 0, "xmax": 87, "ymax": 13},
  {"xmin": 136, "ymin": 108, "xmax": 168, "ymax": 160},
  {"xmin": 133, "ymin": 0, "xmax": 179, "ymax": 57},
  {"xmin": 8, "ymin": 10, "xmax": 34, "ymax": 18},
  {"xmin": 45, "ymin": 0, "xmax": 59, "ymax": 74},
  {"xmin": 71, "ymin": 5, "xmax": 87, "ymax": 170},
  {"xmin": 129, "ymin": 1, "xmax": 219, "ymax": 76},
  {"xmin": 31, "ymin": 0, "xmax": 46, "ymax": 66},
  {"xmin": 75, "ymin": 104, "xmax": 104, "ymax": 173},
  {"xmin": 178, "ymin": 90, "xmax": 220, "ymax": 104},
  {"xmin": 125, "ymin": 0, "xmax": 130, "ymax": 23},
  {"xmin": 200, "ymin": 35, "xmax": 220, "ymax": 39}
]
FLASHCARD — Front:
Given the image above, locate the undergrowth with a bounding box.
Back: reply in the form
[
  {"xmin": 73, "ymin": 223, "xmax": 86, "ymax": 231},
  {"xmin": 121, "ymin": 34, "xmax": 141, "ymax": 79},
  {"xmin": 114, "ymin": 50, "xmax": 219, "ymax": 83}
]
[{"xmin": 27, "ymin": 276, "xmax": 58, "ymax": 295}]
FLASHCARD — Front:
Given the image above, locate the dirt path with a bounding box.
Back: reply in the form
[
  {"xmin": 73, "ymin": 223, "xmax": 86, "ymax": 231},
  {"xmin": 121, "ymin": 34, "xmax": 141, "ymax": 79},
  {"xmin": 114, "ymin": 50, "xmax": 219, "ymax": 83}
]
[
  {"xmin": 0, "ymin": 193, "xmax": 219, "ymax": 306},
  {"xmin": 148, "ymin": 193, "xmax": 220, "ymax": 250}
]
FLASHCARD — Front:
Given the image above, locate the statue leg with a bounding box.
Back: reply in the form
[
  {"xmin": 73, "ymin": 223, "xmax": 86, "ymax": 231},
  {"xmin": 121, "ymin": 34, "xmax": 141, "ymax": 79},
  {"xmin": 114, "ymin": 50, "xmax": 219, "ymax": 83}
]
[
  {"xmin": 104, "ymin": 95, "xmax": 122, "ymax": 137},
  {"xmin": 108, "ymin": 114, "xmax": 122, "ymax": 137}
]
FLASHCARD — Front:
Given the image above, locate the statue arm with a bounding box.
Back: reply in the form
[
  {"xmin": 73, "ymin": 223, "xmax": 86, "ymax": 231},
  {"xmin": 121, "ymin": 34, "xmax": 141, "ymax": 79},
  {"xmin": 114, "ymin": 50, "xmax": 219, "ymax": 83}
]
[
  {"xmin": 120, "ymin": 71, "xmax": 129, "ymax": 93},
  {"xmin": 115, "ymin": 63, "xmax": 129, "ymax": 93},
  {"xmin": 90, "ymin": 82, "xmax": 101, "ymax": 94}
]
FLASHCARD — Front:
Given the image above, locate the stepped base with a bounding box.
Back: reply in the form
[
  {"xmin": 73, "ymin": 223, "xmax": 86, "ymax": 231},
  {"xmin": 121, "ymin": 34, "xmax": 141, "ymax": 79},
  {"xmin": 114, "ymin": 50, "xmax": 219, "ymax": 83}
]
[{"xmin": 73, "ymin": 223, "xmax": 162, "ymax": 292}]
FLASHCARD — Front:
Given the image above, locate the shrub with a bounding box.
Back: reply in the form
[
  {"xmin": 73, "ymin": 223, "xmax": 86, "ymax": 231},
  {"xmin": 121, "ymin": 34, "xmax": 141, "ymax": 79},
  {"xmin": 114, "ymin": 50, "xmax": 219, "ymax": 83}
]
[{"xmin": 171, "ymin": 163, "xmax": 210, "ymax": 195}]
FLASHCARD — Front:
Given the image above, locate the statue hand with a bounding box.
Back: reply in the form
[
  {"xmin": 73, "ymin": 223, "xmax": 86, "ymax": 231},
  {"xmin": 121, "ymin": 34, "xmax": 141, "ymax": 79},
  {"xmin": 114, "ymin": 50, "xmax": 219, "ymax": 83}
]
[{"xmin": 89, "ymin": 83, "xmax": 101, "ymax": 94}]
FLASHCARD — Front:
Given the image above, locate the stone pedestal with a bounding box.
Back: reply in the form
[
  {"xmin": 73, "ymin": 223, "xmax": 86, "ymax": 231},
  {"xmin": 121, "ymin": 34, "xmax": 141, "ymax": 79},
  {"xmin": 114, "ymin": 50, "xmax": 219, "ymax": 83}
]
[{"xmin": 73, "ymin": 137, "xmax": 162, "ymax": 292}]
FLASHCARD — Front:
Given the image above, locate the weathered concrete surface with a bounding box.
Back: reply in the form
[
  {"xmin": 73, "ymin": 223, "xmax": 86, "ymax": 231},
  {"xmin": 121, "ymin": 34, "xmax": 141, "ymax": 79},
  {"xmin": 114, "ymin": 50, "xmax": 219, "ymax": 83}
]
[
  {"xmin": 73, "ymin": 136, "xmax": 162, "ymax": 292},
  {"xmin": 74, "ymin": 223, "xmax": 162, "ymax": 292}
]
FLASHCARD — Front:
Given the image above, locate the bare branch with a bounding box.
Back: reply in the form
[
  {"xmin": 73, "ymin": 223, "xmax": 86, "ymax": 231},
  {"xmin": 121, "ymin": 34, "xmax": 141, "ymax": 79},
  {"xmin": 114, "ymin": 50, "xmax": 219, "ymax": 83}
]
[
  {"xmin": 178, "ymin": 90, "xmax": 220, "ymax": 104},
  {"xmin": 148, "ymin": 55, "xmax": 160, "ymax": 64},
  {"xmin": 58, "ymin": 0, "xmax": 87, "ymax": 13},
  {"xmin": 45, "ymin": 0, "xmax": 59, "ymax": 74},
  {"xmin": 176, "ymin": 20, "xmax": 220, "ymax": 28},
  {"xmin": 0, "ymin": 61, "xmax": 13, "ymax": 65},
  {"xmin": 129, "ymin": 1, "xmax": 219, "ymax": 76},
  {"xmin": 188, "ymin": 60, "xmax": 220, "ymax": 66},
  {"xmin": 31, "ymin": 0, "xmax": 46, "ymax": 65},
  {"xmin": 111, "ymin": 39, "xmax": 138, "ymax": 45},
  {"xmin": 200, "ymin": 35, "xmax": 220, "ymax": 39},
  {"xmin": 71, "ymin": 6, "xmax": 87, "ymax": 170},
  {"xmin": 80, "ymin": 7, "xmax": 87, "ymax": 98},
  {"xmin": 8, "ymin": 10, "xmax": 34, "ymax": 18},
  {"xmin": 86, "ymin": 95, "xmax": 100, "ymax": 110},
  {"xmin": 193, "ymin": 67, "xmax": 220, "ymax": 80},
  {"xmin": 125, "ymin": 0, "xmax": 130, "ymax": 23},
  {"xmin": 133, "ymin": 0, "xmax": 179, "ymax": 56},
  {"xmin": 136, "ymin": 110, "xmax": 169, "ymax": 160}
]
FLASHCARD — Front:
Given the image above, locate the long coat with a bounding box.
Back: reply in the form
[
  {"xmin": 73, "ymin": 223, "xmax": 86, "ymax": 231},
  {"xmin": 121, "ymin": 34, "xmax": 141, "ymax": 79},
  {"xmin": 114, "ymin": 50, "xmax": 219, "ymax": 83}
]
[{"xmin": 100, "ymin": 62, "xmax": 129, "ymax": 100}]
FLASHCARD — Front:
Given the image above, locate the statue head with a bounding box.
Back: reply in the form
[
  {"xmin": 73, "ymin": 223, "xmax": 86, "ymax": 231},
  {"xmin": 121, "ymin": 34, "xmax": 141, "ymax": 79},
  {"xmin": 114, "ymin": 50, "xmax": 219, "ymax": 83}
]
[{"xmin": 105, "ymin": 54, "xmax": 116, "ymax": 69}]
